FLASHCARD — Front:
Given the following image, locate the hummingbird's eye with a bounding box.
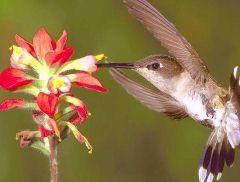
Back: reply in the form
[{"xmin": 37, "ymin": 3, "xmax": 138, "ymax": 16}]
[
  {"xmin": 151, "ymin": 63, "xmax": 160, "ymax": 70},
  {"xmin": 147, "ymin": 63, "xmax": 162, "ymax": 70}
]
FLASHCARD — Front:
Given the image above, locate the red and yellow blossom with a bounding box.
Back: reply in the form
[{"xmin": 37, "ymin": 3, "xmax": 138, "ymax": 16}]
[{"xmin": 0, "ymin": 28, "xmax": 107, "ymax": 154}]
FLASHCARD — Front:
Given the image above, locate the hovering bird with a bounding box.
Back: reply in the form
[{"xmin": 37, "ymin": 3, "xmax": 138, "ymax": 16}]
[{"xmin": 98, "ymin": 0, "xmax": 240, "ymax": 181}]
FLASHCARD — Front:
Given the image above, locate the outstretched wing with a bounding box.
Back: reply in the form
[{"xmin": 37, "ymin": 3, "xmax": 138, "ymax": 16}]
[
  {"xmin": 226, "ymin": 66, "xmax": 240, "ymax": 148},
  {"xmin": 198, "ymin": 66, "xmax": 240, "ymax": 182},
  {"xmin": 123, "ymin": 0, "xmax": 210, "ymax": 84},
  {"xmin": 110, "ymin": 68, "xmax": 188, "ymax": 119},
  {"xmin": 199, "ymin": 130, "xmax": 235, "ymax": 182}
]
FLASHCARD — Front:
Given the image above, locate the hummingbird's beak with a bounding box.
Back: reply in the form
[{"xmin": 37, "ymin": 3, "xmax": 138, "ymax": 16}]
[{"xmin": 97, "ymin": 63, "xmax": 139, "ymax": 69}]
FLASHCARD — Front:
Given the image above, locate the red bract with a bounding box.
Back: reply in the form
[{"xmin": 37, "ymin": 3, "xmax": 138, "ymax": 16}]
[
  {"xmin": 16, "ymin": 28, "xmax": 74, "ymax": 65},
  {"xmin": 36, "ymin": 93, "xmax": 59, "ymax": 118},
  {"xmin": 0, "ymin": 99, "xmax": 25, "ymax": 111},
  {"xmin": 15, "ymin": 35, "xmax": 36, "ymax": 57},
  {"xmin": 73, "ymin": 72, "xmax": 108, "ymax": 92},
  {"xmin": 45, "ymin": 48, "xmax": 74, "ymax": 65},
  {"xmin": 39, "ymin": 125, "xmax": 54, "ymax": 138},
  {"xmin": 0, "ymin": 68, "xmax": 32, "ymax": 91},
  {"xmin": 71, "ymin": 103, "xmax": 88, "ymax": 124}
]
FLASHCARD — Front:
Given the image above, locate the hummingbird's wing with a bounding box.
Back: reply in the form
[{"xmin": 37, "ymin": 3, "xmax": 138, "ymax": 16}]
[
  {"xmin": 199, "ymin": 67, "xmax": 240, "ymax": 182},
  {"xmin": 227, "ymin": 66, "xmax": 240, "ymax": 148},
  {"xmin": 123, "ymin": 0, "xmax": 210, "ymax": 84},
  {"xmin": 110, "ymin": 68, "xmax": 188, "ymax": 119},
  {"xmin": 199, "ymin": 130, "xmax": 234, "ymax": 182}
]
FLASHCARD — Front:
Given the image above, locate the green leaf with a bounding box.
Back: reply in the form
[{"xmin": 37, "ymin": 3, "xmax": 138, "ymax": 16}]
[{"xmin": 31, "ymin": 140, "xmax": 50, "ymax": 156}]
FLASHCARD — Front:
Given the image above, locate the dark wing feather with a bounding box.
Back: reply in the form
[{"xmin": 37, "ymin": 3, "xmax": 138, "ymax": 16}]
[
  {"xmin": 123, "ymin": 0, "xmax": 210, "ymax": 84},
  {"xmin": 199, "ymin": 131, "xmax": 235, "ymax": 181},
  {"xmin": 110, "ymin": 68, "xmax": 188, "ymax": 119}
]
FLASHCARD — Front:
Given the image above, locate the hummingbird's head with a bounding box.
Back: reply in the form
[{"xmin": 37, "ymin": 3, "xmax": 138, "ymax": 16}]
[
  {"xmin": 129, "ymin": 54, "xmax": 182, "ymax": 85},
  {"xmin": 97, "ymin": 54, "xmax": 183, "ymax": 91},
  {"xmin": 131, "ymin": 55, "xmax": 183, "ymax": 90},
  {"xmin": 134, "ymin": 55, "xmax": 182, "ymax": 77},
  {"xmin": 97, "ymin": 54, "xmax": 182, "ymax": 74}
]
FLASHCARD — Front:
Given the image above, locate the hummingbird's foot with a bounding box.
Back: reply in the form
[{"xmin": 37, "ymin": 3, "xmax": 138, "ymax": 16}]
[
  {"xmin": 201, "ymin": 94, "xmax": 216, "ymax": 119},
  {"xmin": 206, "ymin": 106, "xmax": 215, "ymax": 119}
]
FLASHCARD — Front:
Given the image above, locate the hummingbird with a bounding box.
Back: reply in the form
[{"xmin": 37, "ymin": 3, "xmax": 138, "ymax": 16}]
[{"xmin": 97, "ymin": 0, "xmax": 240, "ymax": 181}]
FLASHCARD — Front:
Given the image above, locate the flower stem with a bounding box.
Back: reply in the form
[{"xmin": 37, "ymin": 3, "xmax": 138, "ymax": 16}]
[{"xmin": 49, "ymin": 137, "xmax": 58, "ymax": 182}]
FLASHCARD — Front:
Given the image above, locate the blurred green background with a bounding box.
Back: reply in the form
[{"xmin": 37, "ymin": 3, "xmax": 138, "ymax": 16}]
[{"xmin": 0, "ymin": 0, "xmax": 240, "ymax": 181}]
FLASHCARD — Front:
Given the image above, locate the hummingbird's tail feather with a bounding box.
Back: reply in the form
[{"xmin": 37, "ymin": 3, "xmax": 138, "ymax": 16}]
[
  {"xmin": 110, "ymin": 68, "xmax": 188, "ymax": 119},
  {"xmin": 199, "ymin": 130, "xmax": 235, "ymax": 182}
]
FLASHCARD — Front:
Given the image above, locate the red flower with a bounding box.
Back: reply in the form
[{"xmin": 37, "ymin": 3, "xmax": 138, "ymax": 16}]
[
  {"xmin": 0, "ymin": 68, "xmax": 32, "ymax": 91},
  {"xmin": 60, "ymin": 95, "xmax": 89, "ymax": 124},
  {"xmin": 71, "ymin": 72, "xmax": 107, "ymax": 92},
  {"xmin": 9, "ymin": 28, "xmax": 107, "ymax": 96},
  {"xmin": 36, "ymin": 92, "xmax": 59, "ymax": 118},
  {"xmin": 16, "ymin": 28, "xmax": 74, "ymax": 65},
  {"xmin": 15, "ymin": 35, "xmax": 36, "ymax": 57},
  {"xmin": 71, "ymin": 103, "xmax": 88, "ymax": 124},
  {"xmin": 0, "ymin": 98, "xmax": 25, "ymax": 111},
  {"xmin": 0, "ymin": 28, "xmax": 107, "ymax": 153}
]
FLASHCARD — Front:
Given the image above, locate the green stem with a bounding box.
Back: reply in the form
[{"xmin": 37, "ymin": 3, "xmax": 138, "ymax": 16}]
[{"xmin": 49, "ymin": 137, "xmax": 58, "ymax": 182}]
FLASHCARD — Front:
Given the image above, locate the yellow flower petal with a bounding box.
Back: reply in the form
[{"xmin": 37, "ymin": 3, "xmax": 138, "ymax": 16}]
[
  {"xmin": 66, "ymin": 122, "xmax": 93, "ymax": 154},
  {"xmin": 95, "ymin": 54, "xmax": 107, "ymax": 61},
  {"xmin": 56, "ymin": 55, "xmax": 97, "ymax": 74},
  {"xmin": 61, "ymin": 95, "xmax": 83, "ymax": 107},
  {"xmin": 10, "ymin": 45, "xmax": 45, "ymax": 74}
]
